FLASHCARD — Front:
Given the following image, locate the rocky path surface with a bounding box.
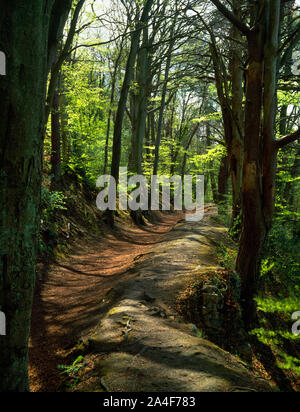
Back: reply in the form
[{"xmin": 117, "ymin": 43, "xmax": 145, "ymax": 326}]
[
  {"xmin": 29, "ymin": 212, "xmax": 184, "ymax": 392},
  {"xmin": 76, "ymin": 209, "xmax": 272, "ymax": 392}
]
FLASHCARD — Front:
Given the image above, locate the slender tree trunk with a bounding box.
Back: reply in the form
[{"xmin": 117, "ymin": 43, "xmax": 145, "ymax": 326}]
[
  {"xmin": 169, "ymin": 95, "xmax": 177, "ymax": 176},
  {"xmin": 0, "ymin": 0, "xmax": 72, "ymax": 391},
  {"xmin": 60, "ymin": 89, "xmax": 70, "ymax": 168},
  {"xmin": 51, "ymin": 78, "xmax": 62, "ymax": 189},
  {"xmin": 206, "ymin": 126, "xmax": 219, "ymax": 204},
  {"xmin": 229, "ymin": 2, "xmax": 244, "ymax": 228},
  {"xmin": 217, "ymin": 155, "xmax": 230, "ymax": 212},
  {"xmin": 153, "ymin": 24, "xmax": 175, "ymax": 176},
  {"xmin": 103, "ymin": 45, "xmax": 124, "ymax": 176},
  {"xmin": 45, "ymin": 0, "xmax": 85, "ymax": 124},
  {"xmin": 210, "ymin": 7, "xmax": 244, "ymax": 225},
  {"xmin": 181, "ymin": 124, "xmax": 200, "ymax": 180},
  {"xmin": 111, "ymin": 0, "xmax": 154, "ymax": 185},
  {"xmin": 129, "ymin": 24, "xmax": 150, "ymax": 176}
]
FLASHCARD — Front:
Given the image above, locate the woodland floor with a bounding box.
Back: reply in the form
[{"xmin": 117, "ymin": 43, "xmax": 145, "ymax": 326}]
[
  {"xmin": 29, "ymin": 207, "xmax": 277, "ymax": 393},
  {"xmin": 29, "ymin": 212, "xmax": 184, "ymax": 392}
]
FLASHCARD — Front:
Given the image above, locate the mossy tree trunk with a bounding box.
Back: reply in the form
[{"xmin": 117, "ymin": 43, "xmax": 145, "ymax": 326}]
[
  {"xmin": 0, "ymin": 0, "xmax": 72, "ymax": 392},
  {"xmin": 211, "ymin": 0, "xmax": 300, "ymax": 326}
]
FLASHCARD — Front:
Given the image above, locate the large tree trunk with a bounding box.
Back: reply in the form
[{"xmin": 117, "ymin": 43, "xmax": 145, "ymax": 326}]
[
  {"xmin": 236, "ymin": 0, "xmax": 281, "ymax": 327},
  {"xmin": 0, "ymin": 0, "xmax": 72, "ymax": 391},
  {"xmin": 211, "ymin": 0, "xmax": 298, "ymax": 326},
  {"xmin": 236, "ymin": 25, "xmax": 265, "ymax": 327}
]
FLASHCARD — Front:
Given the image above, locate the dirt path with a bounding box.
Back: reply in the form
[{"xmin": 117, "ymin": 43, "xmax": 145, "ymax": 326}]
[
  {"xmin": 72, "ymin": 210, "xmax": 272, "ymax": 393},
  {"xmin": 29, "ymin": 212, "xmax": 184, "ymax": 392}
]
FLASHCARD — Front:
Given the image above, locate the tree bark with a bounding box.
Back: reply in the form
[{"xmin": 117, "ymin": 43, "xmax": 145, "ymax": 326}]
[
  {"xmin": 103, "ymin": 42, "xmax": 125, "ymax": 176},
  {"xmin": 153, "ymin": 22, "xmax": 176, "ymax": 176},
  {"xmin": 129, "ymin": 23, "xmax": 150, "ymax": 176},
  {"xmin": 45, "ymin": 0, "xmax": 86, "ymax": 124},
  {"xmin": 229, "ymin": 1, "xmax": 244, "ymax": 228},
  {"xmin": 217, "ymin": 155, "xmax": 230, "ymax": 212},
  {"xmin": 111, "ymin": 0, "xmax": 154, "ymax": 185},
  {"xmin": 51, "ymin": 76, "xmax": 62, "ymax": 189},
  {"xmin": 0, "ymin": 0, "xmax": 72, "ymax": 391},
  {"xmin": 206, "ymin": 126, "xmax": 219, "ymax": 204},
  {"xmin": 236, "ymin": 0, "xmax": 281, "ymax": 327}
]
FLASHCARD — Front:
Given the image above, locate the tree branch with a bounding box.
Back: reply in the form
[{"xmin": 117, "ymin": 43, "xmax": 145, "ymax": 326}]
[
  {"xmin": 275, "ymin": 129, "xmax": 300, "ymax": 150},
  {"xmin": 45, "ymin": 0, "xmax": 86, "ymax": 122},
  {"xmin": 209, "ymin": 0, "xmax": 251, "ymax": 36}
]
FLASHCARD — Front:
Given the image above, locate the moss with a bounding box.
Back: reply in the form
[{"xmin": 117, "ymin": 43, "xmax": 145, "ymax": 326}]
[{"xmin": 107, "ymin": 307, "xmax": 121, "ymax": 317}]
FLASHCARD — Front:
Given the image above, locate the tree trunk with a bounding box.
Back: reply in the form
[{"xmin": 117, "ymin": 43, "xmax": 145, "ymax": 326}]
[
  {"xmin": 236, "ymin": 0, "xmax": 281, "ymax": 327},
  {"xmin": 103, "ymin": 44, "xmax": 124, "ymax": 176},
  {"xmin": 51, "ymin": 79, "xmax": 62, "ymax": 189},
  {"xmin": 111, "ymin": 0, "xmax": 154, "ymax": 185},
  {"xmin": 217, "ymin": 155, "xmax": 230, "ymax": 212},
  {"xmin": 206, "ymin": 127, "xmax": 219, "ymax": 204},
  {"xmin": 236, "ymin": 25, "xmax": 265, "ymax": 327},
  {"xmin": 229, "ymin": 2, "xmax": 244, "ymax": 228},
  {"xmin": 60, "ymin": 78, "xmax": 70, "ymax": 168},
  {"xmin": 129, "ymin": 24, "xmax": 150, "ymax": 176},
  {"xmin": 45, "ymin": 0, "xmax": 85, "ymax": 124},
  {"xmin": 209, "ymin": 3, "xmax": 244, "ymax": 225},
  {"xmin": 181, "ymin": 124, "xmax": 200, "ymax": 180},
  {"xmin": 153, "ymin": 23, "xmax": 176, "ymax": 176},
  {"xmin": 0, "ymin": 0, "xmax": 72, "ymax": 391}
]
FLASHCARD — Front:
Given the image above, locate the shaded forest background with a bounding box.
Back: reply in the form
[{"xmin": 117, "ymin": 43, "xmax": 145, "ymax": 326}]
[
  {"xmin": 0, "ymin": 0, "xmax": 299, "ymax": 391},
  {"xmin": 43, "ymin": 0, "xmax": 300, "ymax": 383}
]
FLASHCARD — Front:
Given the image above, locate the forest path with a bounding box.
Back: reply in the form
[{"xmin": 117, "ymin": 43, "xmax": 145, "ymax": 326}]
[
  {"xmin": 29, "ymin": 211, "xmax": 185, "ymax": 392},
  {"xmin": 72, "ymin": 208, "xmax": 272, "ymax": 393}
]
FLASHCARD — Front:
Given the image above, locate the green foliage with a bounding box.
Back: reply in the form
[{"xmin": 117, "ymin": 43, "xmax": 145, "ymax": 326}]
[
  {"xmin": 256, "ymin": 297, "xmax": 300, "ymax": 315},
  {"xmin": 57, "ymin": 356, "xmax": 84, "ymax": 389},
  {"xmin": 277, "ymin": 353, "xmax": 300, "ymax": 376},
  {"xmin": 41, "ymin": 188, "xmax": 67, "ymax": 222},
  {"xmin": 260, "ymin": 218, "xmax": 300, "ymax": 296},
  {"xmin": 60, "ymin": 57, "xmax": 110, "ymax": 184},
  {"xmin": 251, "ymin": 302, "xmax": 300, "ymax": 377},
  {"xmin": 216, "ymin": 243, "xmax": 237, "ymax": 272},
  {"xmin": 252, "ymin": 140, "xmax": 300, "ymax": 380},
  {"xmin": 229, "ymin": 212, "xmax": 242, "ymax": 240},
  {"xmin": 39, "ymin": 188, "xmax": 67, "ymax": 255},
  {"xmin": 57, "ymin": 355, "xmax": 84, "ymax": 375},
  {"xmin": 189, "ymin": 145, "xmax": 226, "ymax": 172}
]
